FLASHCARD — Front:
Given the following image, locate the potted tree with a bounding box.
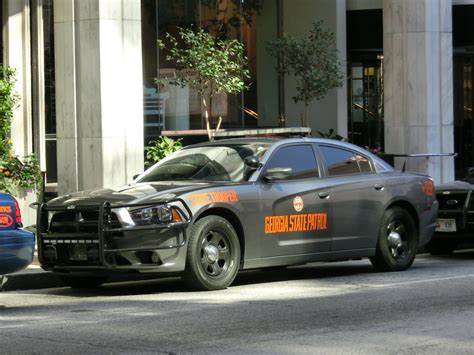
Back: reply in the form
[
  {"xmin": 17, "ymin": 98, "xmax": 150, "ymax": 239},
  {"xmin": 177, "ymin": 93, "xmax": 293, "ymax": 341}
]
[
  {"xmin": 267, "ymin": 20, "xmax": 344, "ymax": 127},
  {"xmin": 158, "ymin": 27, "xmax": 250, "ymax": 140}
]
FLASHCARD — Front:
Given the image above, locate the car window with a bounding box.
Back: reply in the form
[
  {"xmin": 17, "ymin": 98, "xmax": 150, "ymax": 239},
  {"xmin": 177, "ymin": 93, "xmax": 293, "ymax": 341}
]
[
  {"xmin": 319, "ymin": 145, "xmax": 372, "ymax": 176},
  {"xmin": 137, "ymin": 144, "xmax": 269, "ymax": 182},
  {"xmin": 265, "ymin": 145, "xmax": 319, "ymax": 180},
  {"xmin": 355, "ymin": 154, "xmax": 372, "ymax": 172}
]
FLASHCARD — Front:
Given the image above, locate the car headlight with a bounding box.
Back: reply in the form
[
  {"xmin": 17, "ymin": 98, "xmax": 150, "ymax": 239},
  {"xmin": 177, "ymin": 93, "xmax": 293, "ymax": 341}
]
[{"xmin": 129, "ymin": 205, "xmax": 182, "ymax": 225}]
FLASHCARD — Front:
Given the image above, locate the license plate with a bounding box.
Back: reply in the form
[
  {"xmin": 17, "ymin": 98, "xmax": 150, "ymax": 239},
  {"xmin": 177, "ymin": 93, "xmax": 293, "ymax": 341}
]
[{"xmin": 436, "ymin": 218, "xmax": 457, "ymax": 232}]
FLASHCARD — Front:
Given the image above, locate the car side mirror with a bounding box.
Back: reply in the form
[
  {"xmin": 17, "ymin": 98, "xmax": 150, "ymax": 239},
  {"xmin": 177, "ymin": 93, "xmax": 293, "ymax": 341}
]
[
  {"xmin": 244, "ymin": 156, "xmax": 262, "ymax": 169},
  {"xmin": 264, "ymin": 167, "xmax": 293, "ymax": 181}
]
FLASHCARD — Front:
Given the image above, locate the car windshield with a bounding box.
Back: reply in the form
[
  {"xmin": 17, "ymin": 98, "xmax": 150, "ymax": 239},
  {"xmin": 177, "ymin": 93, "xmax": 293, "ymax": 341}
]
[{"xmin": 137, "ymin": 143, "xmax": 269, "ymax": 183}]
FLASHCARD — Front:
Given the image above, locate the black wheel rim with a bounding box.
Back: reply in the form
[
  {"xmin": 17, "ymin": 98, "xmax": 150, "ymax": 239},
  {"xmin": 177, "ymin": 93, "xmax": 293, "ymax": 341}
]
[
  {"xmin": 386, "ymin": 220, "xmax": 410, "ymax": 260},
  {"xmin": 199, "ymin": 229, "xmax": 232, "ymax": 278}
]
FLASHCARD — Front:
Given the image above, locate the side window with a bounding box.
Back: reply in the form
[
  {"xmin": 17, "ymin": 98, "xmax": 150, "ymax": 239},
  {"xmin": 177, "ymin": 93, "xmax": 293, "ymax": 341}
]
[
  {"xmin": 355, "ymin": 154, "xmax": 372, "ymax": 172},
  {"xmin": 319, "ymin": 146, "xmax": 372, "ymax": 176},
  {"xmin": 265, "ymin": 145, "xmax": 319, "ymax": 180}
]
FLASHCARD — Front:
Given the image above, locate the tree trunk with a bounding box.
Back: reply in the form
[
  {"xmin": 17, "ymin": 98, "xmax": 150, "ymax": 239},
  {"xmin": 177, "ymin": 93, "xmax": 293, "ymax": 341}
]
[
  {"xmin": 202, "ymin": 98, "xmax": 212, "ymax": 141},
  {"xmin": 304, "ymin": 97, "xmax": 309, "ymax": 128}
]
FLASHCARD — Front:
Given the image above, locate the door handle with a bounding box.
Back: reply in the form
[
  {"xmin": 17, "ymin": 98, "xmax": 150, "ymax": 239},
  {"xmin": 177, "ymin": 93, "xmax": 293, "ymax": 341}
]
[
  {"xmin": 374, "ymin": 184, "xmax": 384, "ymax": 191},
  {"xmin": 318, "ymin": 191, "xmax": 330, "ymax": 199}
]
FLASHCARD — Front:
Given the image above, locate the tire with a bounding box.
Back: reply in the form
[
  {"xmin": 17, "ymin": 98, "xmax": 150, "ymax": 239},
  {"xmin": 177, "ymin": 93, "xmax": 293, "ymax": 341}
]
[
  {"xmin": 183, "ymin": 215, "xmax": 241, "ymax": 291},
  {"xmin": 60, "ymin": 276, "xmax": 107, "ymax": 289},
  {"xmin": 425, "ymin": 240, "xmax": 458, "ymax": 255},
  {"xmin": 370, "ymin": 207, "xmax": 418, "ymax": 272}
]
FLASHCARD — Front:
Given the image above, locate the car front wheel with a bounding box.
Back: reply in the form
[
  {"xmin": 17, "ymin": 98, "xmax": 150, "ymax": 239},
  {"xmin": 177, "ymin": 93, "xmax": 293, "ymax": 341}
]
[
  {"xmin": 183, "ymin": 215, "xmax": 241, "ymax": 291},
  {"xmin": 370, "ymin": 206, "xmax": 418, "ymax": 272}
]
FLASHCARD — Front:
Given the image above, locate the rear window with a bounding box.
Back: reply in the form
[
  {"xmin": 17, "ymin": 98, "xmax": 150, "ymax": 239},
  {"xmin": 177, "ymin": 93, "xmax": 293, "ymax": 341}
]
[{"xmin": 319, "ymin": 145, "xmax": 372, "ymax": 176}]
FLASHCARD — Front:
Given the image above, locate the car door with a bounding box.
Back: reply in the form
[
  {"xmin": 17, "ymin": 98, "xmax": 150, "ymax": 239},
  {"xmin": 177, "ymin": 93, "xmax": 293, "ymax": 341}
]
[
  {"xmin": 317, "ymin": 144, "xmax": 385, "ymax": 251},
  {"xmin": 254, "ymin": 143, "xmax": 333, "ymax": 258}
]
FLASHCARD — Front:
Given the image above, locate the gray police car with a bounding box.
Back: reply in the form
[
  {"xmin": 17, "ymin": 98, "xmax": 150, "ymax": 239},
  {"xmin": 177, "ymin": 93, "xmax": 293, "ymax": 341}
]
[{"xmin": 36, "ymin": 137, "xmax": 438, "ymax": 290}]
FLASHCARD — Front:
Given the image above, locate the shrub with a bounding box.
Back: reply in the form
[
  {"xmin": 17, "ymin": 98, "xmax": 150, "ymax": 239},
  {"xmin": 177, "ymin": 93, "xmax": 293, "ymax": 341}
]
[{"xmin": 145, "ymin": 136, "xmax": 183, "ymax": 166}]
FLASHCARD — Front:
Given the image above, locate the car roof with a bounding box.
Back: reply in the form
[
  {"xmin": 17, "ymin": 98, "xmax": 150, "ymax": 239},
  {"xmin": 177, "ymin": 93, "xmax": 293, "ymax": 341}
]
[
  {"xmin": 185, "ymin": 136, "xmax": 367, "ymax": 151},
  {"xmin": 182, "ymin": 137, "xmax": 394, "ymax": 172}
]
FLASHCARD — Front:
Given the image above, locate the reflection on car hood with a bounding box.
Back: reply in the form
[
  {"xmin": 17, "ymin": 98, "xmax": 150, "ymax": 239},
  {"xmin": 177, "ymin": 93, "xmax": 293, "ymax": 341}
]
[
  {"xmin": 47, "ymin": 181, "xmax": 235, "ymax": 207},
  {"xmin": 436, "ymin": 180, "xmax": 473, "ymax": 191}
]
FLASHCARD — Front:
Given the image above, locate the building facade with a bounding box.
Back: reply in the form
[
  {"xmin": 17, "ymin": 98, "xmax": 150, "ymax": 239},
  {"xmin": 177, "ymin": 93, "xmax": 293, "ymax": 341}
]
[{"xmin": 2, "ymin": 0, "xmax": 474, "ymax": 224}]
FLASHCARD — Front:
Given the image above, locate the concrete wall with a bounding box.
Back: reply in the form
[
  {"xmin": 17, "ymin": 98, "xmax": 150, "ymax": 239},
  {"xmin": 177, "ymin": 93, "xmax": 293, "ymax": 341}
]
[
  {"xmin": 347, "ymin": 0, "xmax": 383, "ymax": 10},
  {"xmin": 282, "ymin": 0, "xmax": 347, "ymax": 137},
  {"xmin": 256, "ymin": 0, "xmax": 279, "ymax": 127}
]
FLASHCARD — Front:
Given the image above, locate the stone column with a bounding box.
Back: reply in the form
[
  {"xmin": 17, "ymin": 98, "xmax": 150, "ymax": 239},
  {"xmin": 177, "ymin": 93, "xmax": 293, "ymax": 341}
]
[
  {"xmin": 3, "ymin": 0, "xmax": 37, "ymax": 225},
  {"xmin": 54, "ymin": 0, "xmax": 143, "ymax": 195},
  {"xmin": 3, "ymin": 0, "xmax": 33, "ymax": 158},
  {"xmin": 383, "ymin": 0, "xmax": 454, "ymax": 183}
]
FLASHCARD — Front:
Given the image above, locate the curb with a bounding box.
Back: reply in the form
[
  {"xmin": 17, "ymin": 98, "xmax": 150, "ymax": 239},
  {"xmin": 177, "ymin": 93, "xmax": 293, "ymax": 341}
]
[{"xmin": 1, "ymin": 267, "xmax": 65, "ymax": 292}]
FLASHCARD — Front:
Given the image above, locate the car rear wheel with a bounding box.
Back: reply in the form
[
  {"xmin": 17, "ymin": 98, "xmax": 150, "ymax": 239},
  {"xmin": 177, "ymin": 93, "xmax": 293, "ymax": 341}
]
[
  {"xmin": 370, "ymin": 207, "xmax": 418, "ymax": 272},
  {"xmin": 60, "ymin": 275, "xmax": 107, "ymax": 289},
  {"xmin": 183, "ymin": 215, "xmax": 241, "ymax": 291},
  {"xmin": 425, "ymin": 240, "xmax": 458, "ymax": 255}
]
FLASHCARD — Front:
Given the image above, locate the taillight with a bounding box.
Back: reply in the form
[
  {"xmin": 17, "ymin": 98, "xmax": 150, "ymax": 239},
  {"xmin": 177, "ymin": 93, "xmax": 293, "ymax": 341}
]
[
  {"xmin": 421, "ymin": 179, "xmax": 434, "ymax": 197},
  {"xmin": 12, "ymin": 196, "xmax": 22, "ymax": 226}
]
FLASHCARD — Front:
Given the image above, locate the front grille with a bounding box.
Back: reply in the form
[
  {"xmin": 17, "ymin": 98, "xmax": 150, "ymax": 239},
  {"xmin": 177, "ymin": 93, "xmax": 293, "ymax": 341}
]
[
  {"xmin": 50, "ymin": 210, "xmax": 121, "ymax": 233},
  {"xmin": 436, "ymin": 191, "xmax": 469, "ymax": 210}
]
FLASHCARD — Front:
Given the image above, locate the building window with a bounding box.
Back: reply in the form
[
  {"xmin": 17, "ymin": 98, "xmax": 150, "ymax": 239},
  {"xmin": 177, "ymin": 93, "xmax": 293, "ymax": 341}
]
[
  {"xmin": 43, "ymin": 0, "xmax": 57, "ymax": 183},
  {"xmin": 141, "ymin": 0, "xmax": 265, "ymax": 145},
  {"xmin": 453, "ymin": 5, "xmax": 474, "ymax": 179},
  {"xmin": 346, "ymin": 10, "xmax": 384, "ymax": 152}
]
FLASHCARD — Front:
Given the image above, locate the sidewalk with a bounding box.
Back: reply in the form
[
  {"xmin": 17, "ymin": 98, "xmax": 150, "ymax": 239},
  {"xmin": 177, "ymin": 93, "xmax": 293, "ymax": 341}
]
[{"xmin": 0, "ymin": 255, "xmax": 64, "ymax": 292}]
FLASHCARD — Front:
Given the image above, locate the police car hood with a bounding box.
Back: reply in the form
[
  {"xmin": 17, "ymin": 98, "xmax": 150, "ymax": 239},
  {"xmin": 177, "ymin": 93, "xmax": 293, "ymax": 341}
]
[{"xmin": 47, "ymin": 181, "xmax": 237, "ymax": 207}]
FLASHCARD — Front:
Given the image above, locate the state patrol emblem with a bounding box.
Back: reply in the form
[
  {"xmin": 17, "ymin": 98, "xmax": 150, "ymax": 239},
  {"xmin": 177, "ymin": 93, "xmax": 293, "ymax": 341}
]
[{"xmin": 293, "ymin": 196, "xmax": 304, "ymax": 212}]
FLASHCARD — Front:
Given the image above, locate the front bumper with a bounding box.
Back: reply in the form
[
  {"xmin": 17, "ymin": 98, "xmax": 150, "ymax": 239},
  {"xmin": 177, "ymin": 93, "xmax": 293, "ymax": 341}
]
[
  {"xmin": 37, "ymin": 200, "xmax": 192, "ymax": 275},
  {"xmin": 433, "ymin": 190, "xmax": 474, "ymax": 242},
  {"xmin": 0, "ymin": 229, "xmax": 35, "ymax": 275}
]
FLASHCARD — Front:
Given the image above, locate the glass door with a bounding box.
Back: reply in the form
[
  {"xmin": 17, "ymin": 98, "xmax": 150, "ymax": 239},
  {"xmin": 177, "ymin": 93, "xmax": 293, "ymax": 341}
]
[
  {"xmin": 453, "ymin": 54, "xmax": 474, "ymax": 178},
  {"xmin": 348, "ymin": 55, "xmax": 384, "ymax": 152}
]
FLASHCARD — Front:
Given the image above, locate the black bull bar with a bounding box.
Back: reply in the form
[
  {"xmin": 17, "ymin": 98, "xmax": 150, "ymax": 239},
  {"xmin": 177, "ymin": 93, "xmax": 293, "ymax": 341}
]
[{"xmin": 36, "ymin": 199, "xmax": 193, "ymax": 269}]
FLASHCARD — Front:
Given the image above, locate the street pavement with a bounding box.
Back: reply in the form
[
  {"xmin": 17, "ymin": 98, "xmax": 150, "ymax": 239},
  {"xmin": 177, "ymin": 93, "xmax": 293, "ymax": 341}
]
[
  {"xmin": 0, "ymin": 254, "xmax": 64, "ymax": 291},
  {"xmin": 1, "ymin": 251, "xmax": 473, "ymax": 354}
]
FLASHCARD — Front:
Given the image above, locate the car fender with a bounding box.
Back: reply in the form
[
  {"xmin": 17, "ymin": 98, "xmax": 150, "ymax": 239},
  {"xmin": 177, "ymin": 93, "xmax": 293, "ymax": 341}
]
[{"xmin": 0, "ymin": 229, "xmax": 35, "ymax": 275}]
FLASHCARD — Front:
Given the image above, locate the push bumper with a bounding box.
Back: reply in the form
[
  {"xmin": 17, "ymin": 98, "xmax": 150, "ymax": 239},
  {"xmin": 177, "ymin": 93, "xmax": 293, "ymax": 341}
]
[{"xmin": 37, "ymin": 200, "xmax": 192, "ymax": 275}]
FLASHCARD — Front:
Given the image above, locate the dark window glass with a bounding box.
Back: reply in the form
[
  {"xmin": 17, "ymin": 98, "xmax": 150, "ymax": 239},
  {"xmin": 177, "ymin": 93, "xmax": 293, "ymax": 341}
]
[
  {"xmin": 265, "ymin": 145, "xmax": 319, "ymax": 180},
  {"xmin": 43, "ymin": 0, "xmax": 57, "ymax": 183},
  {"xmin": 320, "ymin": 146, "xmax": 369, "ymax": 176},
  {"xmin": 346, "ymin": 10, "xmax": 383, "ymax": 51},
  {"xmin": 453, "ymin": 5, "xmax": 474, "ymax": 47}
]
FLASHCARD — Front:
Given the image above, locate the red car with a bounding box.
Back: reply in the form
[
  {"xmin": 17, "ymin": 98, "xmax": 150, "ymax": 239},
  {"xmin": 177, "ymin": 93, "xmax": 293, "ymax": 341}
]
[{"xmin": 0, "ymin": 193, "xmax": 35, "ymax": 275}]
